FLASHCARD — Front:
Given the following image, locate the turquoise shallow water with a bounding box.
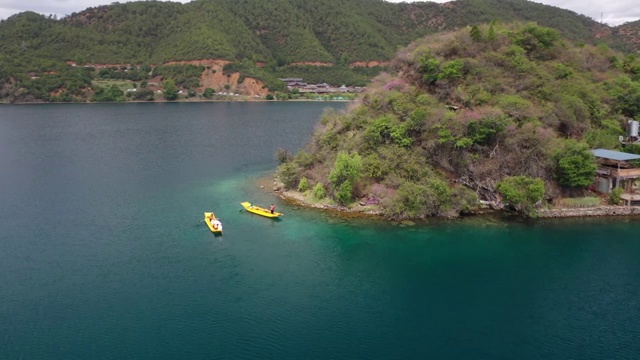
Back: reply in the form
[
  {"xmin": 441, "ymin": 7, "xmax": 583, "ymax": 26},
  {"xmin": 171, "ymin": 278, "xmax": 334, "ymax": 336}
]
[{"xmin": 1, "ymin": 103, "xmax": 640, "ymax": 359}]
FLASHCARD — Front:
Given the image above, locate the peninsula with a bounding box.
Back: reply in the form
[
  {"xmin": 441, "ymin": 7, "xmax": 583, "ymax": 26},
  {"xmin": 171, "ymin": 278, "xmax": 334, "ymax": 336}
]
[{"xmin": 275, "ymin": 23, "xmax": 640, "ymax": 219}]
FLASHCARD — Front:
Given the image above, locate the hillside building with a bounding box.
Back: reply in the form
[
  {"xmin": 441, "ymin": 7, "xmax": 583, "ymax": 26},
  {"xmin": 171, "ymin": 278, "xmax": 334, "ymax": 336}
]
[
  {"xmin": 592, "ymin": 148, "xmax": 640, "ymax": 205},
  {"xmin": 279, "ymin": 78, "xmax": 364, "ymax": 94}
]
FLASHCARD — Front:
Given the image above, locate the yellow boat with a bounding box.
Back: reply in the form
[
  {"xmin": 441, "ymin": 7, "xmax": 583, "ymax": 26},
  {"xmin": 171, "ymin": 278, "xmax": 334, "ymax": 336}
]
[
  {"xmin": 204, "ymin": 212, "xmax": 223, "ymax": 235},
  {"xmin": 241, "ymin": 202, "xmax": 283, "ymax": 218}
]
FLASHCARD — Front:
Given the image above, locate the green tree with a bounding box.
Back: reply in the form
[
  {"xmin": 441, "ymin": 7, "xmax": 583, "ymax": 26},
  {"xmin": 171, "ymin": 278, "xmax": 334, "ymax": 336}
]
[
  {"xmin": 439, "ymin": 60, "xmax": 464, "ymax": 81},
  {"xmin": 203, "ymin": 88, "xmax": 215, "ymax": 99},
  {"xmin": 340, "ymin": 52, "xmax": 351, "ymax": 66},
  {"xmin": 554, "ymin": 140, "xmax": 597, "ymax": 188},
  {"xmin": 386, "ymin": 182, "xmax": 429, "ymax": 218},
  {"xmin": 497, "ymin": 176, "xmax": 545, "ymax": 216},
  {"xmin": 335, "ymin": 181, "xmax": 354, "ymax": 205},
  {"xmin": 298, "ymin": 177, "xmax": 309, "ymax": 192},
  {"xmin": 609, "ymin": 187, "xmax": 623, "ymax": 205},
  {"xmin": 312, "ymin": 183, "xmax": 326, "ymax": 200},
  {"xmin": 276, "ymin": 162, "xmax": 301, "ymax": 189},
  {"xmin": 487, "ymin": 21, "xmax": 497, "ymax": 42},
  {"xmin": 329, "ymin": 152, "xmax": 362, "ymax": 189},
  {"xmin": 162, "ymin": 78, "xmax": 178, "ymax": 101},
  {"xmin": 470, "ymin": 25, "xmax": 483, "ymax": 43},
  {"xmin": 418, "ymin": 53, "xmax": 440, "ymax": 85},
  {"xmin": 329, "ymin": 152, "xmax": 362, "ymax": 204},
  {"xmin": 607, "ymin": 76, "xmax": 640, "ymax": 118},
  {"xmin": 92, "ymin": 84, "xmax": 125, "ymax": 102}
]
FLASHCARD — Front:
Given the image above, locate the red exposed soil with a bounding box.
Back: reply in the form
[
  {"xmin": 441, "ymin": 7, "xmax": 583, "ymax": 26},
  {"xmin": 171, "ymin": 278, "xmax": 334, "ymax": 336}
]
[{"xmin": 157, "ymin": 59, "xmax": 269, "ymax": 96}]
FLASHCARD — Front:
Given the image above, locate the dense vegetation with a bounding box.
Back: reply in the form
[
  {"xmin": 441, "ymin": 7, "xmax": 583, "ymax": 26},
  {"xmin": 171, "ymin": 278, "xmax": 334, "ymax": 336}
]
[
  {"xmin": 276, "ymin": 23, "xmax": 640, "ymax": 218},
  {"xmin": 1, "ymin": 0, "xmax": 639, "ymax": 103}
]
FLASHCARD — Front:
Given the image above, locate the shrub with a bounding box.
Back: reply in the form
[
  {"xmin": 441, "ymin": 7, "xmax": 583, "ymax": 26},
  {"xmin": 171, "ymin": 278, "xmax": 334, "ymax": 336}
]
[
  {"xmin": 335, "ymin": 180, "xmax": 353, "ymax": 205},
  {"xmin": 162, "ymin": 79, "xmax": 179, "ymax": 100},
  {"xmin": 497, "ymin": 176, "xmax": 545, "ymax": 216},
  {"xmin": 298, "ymin": 177, "xmax": 309, "ymax": 192},
  {"xmin": 439, "ymin": 60, "xmax": 465, "ymax": 81},
  {"xmin": 424, "ymin": 179, "xmax": 453, "ymax": 215},
  {"xmin": 275, "ymin": 148, "xmax": 290, "ymax": 164},
  {"xmin": 129, "ymin": 89, "xmax": 154, "ymax": 101},
  {"xmin": 330, "ymin": 152, "xmax": 362, "ymax": 204},
  {"xmin": 276, "ymin": 162, "xmax": 301, "ymax": 190},
  {"xmin": 470, "ymin": 25, "xmax": 483, "ymax": 42},
  {"xmin": 92, "ymin": 84, "xmax": 125, "ymax": 102},
  {"xmin": 584, "ymin": 129, "xmax": 621, "ymax": 150},
  {"xmin": 452, "ymin": 186, "xmax": 479, "ymax": 214},
  {"xmin": 385, "ymin": 182, "xmax": 429, "ymax": 218},
  {"xmin": 364, "ymin": 116, "xmax": 393, "ymax": 146},
  {"xmin": 293, "ymin": 151, "xmax": 315, "ymax": 169},
  {"xmin": 329, "ymin": 152, "xmax": 362, "ymax": 189},
  {"xmin": 203, "ymin": 88, "xmax": 215, "ymax": 98},
  {"xmin": 362, "ymin": 154, "xmax": 386, "ymax": 181},
  {"xmin": 554, "ymin": 64, "xmax": 573, "ymax": 79},
  {"xmin": 383, "ymin": 179, "xmax": 454, "ymax": 218},
  {"xmin": 409, "ymin": 107, "xmax": 428, "ymax": 131},
  {"xmin": 554, "ymin": 140, "xmax": 597, "ymax": 188},
  {"xmin": 496, "ymin": 94, "xmax": 533, "ymax": 119},
  {"xmin": 513, "ymin": 23, "xmax": 560, "ymax": 58},
  {"xmin": 609, "ymin": 187, "xmax": 623, "ymax": 205},
  {"xmin": 313, "ymin": 183, "xmax": 326, "ymax": 200},
  {"xmin": 467, "ymin": 116, "xmax": 507, "ymax": 146},
  {"xmin": 417, "ymin": 53, "xmax": 440, "ymax": 85}
]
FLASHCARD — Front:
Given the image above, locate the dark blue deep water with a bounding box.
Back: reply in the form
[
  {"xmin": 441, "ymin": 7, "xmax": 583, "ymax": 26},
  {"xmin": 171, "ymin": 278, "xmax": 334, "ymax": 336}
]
[{"xmin": 1, "ymin": 103, "xmax": 640, "ymax": 359}]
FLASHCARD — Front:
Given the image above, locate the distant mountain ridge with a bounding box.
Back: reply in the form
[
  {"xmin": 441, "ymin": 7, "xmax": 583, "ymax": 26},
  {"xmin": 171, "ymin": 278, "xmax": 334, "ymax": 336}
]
[
  {"xmin": 1, "ymin": 0, "xmax": 640, "ymax": 103},
  {"xmin": 2, "ymin": 0, "xmax": 639, "ymax": 65}
]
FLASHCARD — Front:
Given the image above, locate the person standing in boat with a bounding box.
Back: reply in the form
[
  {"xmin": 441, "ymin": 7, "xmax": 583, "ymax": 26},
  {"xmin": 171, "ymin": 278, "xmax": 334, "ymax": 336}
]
[{"xmin": 270, "ymin": 204, "xmax": 275, "ymax": 214}]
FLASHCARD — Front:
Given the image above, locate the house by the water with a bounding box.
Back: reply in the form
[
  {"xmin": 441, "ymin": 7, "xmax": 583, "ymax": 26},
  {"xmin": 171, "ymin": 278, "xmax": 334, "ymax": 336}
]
[{"xmin": 592, "ymin": 148, "xmax": 640, "ymax": 205}]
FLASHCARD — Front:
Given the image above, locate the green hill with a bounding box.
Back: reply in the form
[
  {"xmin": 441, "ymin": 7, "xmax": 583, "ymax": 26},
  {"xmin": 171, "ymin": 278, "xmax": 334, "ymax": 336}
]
[
  {"xmin": 275, "ymin": 23, "xmax": 640, "ymax": 218},
  {"xmin": 0, "ymin": 0, "xmax": 639, "ymax": 103}
]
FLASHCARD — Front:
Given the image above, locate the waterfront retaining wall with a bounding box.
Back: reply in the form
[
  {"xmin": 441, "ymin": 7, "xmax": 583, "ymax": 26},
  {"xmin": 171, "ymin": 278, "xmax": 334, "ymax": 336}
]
[{"xmin": 539, "ymin": 206, "xmax": 640, "ymax": 218}]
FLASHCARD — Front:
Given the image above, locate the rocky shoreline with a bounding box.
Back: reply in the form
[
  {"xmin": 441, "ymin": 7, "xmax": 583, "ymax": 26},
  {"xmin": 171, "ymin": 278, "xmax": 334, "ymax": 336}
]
[
  {"xmin": 272, "ymin": 185, "xmax": 640, "ymax": 220},
  {"xmin": 276, "ymin": 190, "xmax": 386, "ymax": 219}
]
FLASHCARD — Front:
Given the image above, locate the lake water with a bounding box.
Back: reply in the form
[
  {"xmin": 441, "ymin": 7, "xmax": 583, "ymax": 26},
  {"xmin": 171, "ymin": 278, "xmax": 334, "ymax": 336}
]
[{"xmin": 1, "ymin": 102, "xmax": 640, "ymax": 359}]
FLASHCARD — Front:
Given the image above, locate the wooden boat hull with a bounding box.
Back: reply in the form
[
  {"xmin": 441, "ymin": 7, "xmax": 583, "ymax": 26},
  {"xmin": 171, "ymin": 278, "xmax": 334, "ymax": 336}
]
[
  {"xmin": 204, "ymin": 212, "xmax": 223, "ymax": 235},
  {"xmin": 241, "ymin": 202, "xmax": 283, "ymax": 218}
]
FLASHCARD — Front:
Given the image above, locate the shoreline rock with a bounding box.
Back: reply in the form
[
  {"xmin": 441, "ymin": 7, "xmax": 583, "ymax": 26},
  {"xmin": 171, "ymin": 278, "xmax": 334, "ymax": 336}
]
[{"xmin": 277, "ymin": 190, "xmax": 386, "ymax": 218}]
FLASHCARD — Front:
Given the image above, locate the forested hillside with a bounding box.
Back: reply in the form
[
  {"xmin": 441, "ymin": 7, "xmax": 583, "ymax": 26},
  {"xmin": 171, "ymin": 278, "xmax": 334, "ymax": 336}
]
[
  {"xmin": 276, "ymin": 23, "xmax": 640, "ymax": 218},
  {"xmin": 0, "ymin": 0, "xmax": 638, "ymax": 103}
]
